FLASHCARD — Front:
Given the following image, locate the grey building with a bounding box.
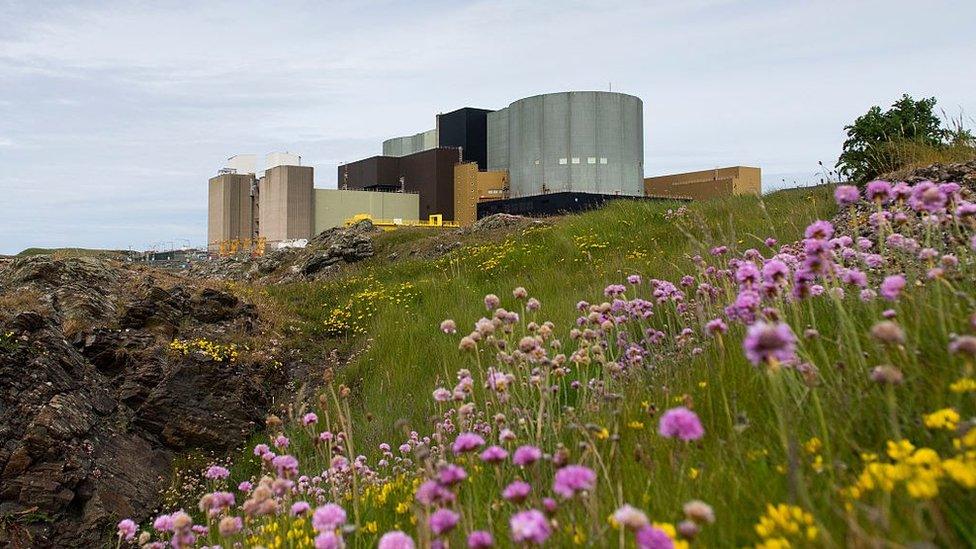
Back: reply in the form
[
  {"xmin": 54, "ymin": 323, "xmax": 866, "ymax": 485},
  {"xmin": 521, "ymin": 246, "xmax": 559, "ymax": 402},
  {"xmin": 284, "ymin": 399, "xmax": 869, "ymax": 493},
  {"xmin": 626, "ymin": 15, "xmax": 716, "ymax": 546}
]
[{"xmin": 487, "ymin": 91, "xmax": 644, "ymax": 197}]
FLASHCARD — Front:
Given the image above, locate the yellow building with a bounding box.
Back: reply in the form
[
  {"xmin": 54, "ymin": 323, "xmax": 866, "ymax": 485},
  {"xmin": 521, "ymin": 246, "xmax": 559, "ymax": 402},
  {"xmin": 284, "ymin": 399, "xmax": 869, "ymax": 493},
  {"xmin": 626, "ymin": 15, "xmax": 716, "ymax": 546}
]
[
  {"xmin": 644, "ymin": 166, "xmax": 761, "ymax": 200},
  {"xmin": 453, "ymin": 162, "xmax": 509, "ymax": 226}
]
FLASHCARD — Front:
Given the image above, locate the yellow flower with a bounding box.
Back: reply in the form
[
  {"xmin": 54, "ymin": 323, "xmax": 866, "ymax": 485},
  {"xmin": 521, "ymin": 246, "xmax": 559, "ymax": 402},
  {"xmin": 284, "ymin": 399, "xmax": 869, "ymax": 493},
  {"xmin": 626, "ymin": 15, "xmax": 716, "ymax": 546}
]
[
  {"xmin": 923, "ymin": 408, "xmax": 960, "ymax": 431},
  {"xmin": 803, "ymin": 437, "xmax": 822, "ymax": 455},
  {"xmin": 950, "ymin": 377, "xmax": 976, "ymax": 393},
  {"xmin": 595, "ymin": 428, "xmax": 610, "ymax": 440},
  {"xmin": 688, "ymin": 468, "xmax": 700, "ymax": 480},
  {"xmin": 628, "ymin": 421, "xmax": 645, "ymax": 430}
]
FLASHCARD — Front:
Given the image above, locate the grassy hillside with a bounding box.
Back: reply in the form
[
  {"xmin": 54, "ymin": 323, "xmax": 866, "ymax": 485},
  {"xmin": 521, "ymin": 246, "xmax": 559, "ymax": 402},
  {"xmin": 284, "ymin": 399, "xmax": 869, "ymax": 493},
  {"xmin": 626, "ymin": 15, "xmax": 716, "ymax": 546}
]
[{"xmin": 145, "ymin": 184, "xmax": 976, "ymax": 548}]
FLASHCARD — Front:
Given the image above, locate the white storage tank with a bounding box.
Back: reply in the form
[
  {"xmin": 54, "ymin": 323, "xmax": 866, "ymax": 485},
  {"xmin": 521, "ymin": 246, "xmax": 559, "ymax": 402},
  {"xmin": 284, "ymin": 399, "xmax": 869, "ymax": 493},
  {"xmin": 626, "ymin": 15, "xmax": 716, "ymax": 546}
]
[{"xmin": 487, "ymin": 91, "xmax": 644, "ymax": 197}]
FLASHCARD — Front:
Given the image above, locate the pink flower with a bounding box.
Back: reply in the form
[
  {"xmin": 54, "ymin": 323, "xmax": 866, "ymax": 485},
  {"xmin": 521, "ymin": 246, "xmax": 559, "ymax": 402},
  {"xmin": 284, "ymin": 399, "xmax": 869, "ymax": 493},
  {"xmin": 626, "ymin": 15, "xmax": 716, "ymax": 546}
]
[
  {"xmin": 204, "ymin": 465, "xmax": 230, "ymax": 480},
  {"xmin": 438, "ymin": 464, "xmax": 468, "ymax": 485},
  {"xmin": 291, "ymin": 501, "xmax": 311, "ymax": 516},
  {"xmin": 658, "ymin": 407, "xmax": 704, "ymax": 441},
  {"xmin": 312, "ymin": 504, "xmax": 347, "ymax": 532},
  {"xmin": 833, "ymin": 185, "xmax": 860, "ymax": 206},
  {"xmin": 879, "ymin": 274, "xmax": 906, "ymax": 301},
  {"xmin": 553, "ymin": 465, "xmax": 596, "ymax": 498},
  {"xmin": 742, "ymin": 322, "xmax": 796, "ymax": 366},
  {"xmin": 274, "ymin": 435, "xmax": 290, "ymax": 449},
  {"xmin": 510, "ymin": 509, "xmax": 551, "ymax": 545},
  {"xmin": 484, "ymin": 294, "xmax": 500, "ymax": 310},
  {"xmin": 237, "ymin": 480, "xmax": 253, "ymax": 492},
  {"xmin": 512, "ymin": 445, "xmax": 542, "ymax": 466},
  {"xmin": 378, "ymin": 531, "xmax": 416, "ymax": 549},
  {"xmin": 480, "ymin": 445, "xmax": 509, "ymax": 463},
  {"xmin": 502, "ymin": 480, "xmax": 532, "ymax": 503},
  {"xmin": 440, "ymin": 319, "xmax": 457, "ymax": 334},
  {"xmin": 314, "ymin": 531, "xmax": 342, "ymax": 549},
  {"xmin": 429, "ymin": 508, "xmax": 460, "ymax": 536},
  {"xmin": 117, "ymin": 519, "xmax": 137, "ymax": 541},
  {"xmin": 302, "ymin": 413, "xmax": 319, "ymax": 426},
  {"xmin": 452, "ymin": 432, "xmax": 486, "ymax": 455},
  {"xmin": 272, "ymin": 454, "xmax": 299, "ymax": 478},
  {"xmin": 636, "ymin": 525, "xmax": 674, "ymax": 549}
]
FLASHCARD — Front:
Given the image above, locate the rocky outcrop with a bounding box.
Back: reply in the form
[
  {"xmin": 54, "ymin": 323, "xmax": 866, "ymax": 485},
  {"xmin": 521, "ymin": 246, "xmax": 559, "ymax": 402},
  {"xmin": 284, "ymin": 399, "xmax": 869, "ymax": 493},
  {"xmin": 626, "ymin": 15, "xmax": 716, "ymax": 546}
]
[
  {"xmin": 468, "ymin": 213, "xmax": 547, "ymax": 233},
  {"xmin": 0, "ymin": 256, "xmax": 281, "ymax": 547},
  {"xmin": 884, "ymin": 159, "xmax": 976, "ymax": 188}
]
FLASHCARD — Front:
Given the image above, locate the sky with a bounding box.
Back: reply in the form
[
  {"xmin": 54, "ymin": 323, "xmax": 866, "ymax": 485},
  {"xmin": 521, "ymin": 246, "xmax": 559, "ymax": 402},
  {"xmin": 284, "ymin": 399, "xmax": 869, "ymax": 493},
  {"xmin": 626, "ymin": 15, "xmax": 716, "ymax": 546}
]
[{"xmin": 1, "ymin": 0, "xmax": 975, "ymax": 254}]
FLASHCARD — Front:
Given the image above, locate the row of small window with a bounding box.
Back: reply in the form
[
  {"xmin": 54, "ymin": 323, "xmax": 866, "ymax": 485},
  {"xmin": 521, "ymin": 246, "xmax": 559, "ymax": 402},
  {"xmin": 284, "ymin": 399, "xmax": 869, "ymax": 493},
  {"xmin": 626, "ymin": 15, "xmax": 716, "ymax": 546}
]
[{"xmin": 532, "ymin": 157, "xmax": 609, "ymax": 165}]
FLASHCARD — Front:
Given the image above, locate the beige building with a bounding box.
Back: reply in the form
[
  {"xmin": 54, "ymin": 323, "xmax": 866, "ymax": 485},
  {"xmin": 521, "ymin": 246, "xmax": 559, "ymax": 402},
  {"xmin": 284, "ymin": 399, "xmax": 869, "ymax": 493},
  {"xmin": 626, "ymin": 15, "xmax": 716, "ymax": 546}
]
[
  {"xmin": 259, "ymin": 165, "xmax": 314, "ymax": 243},
  {"xmin": 453, "ymin": 162, "xmax": 509, "ymax": 226},
  {"xmin": 644, "ymin": 166, "xmax": 761, "ymax": 200},
  {"xmin": 207, "ymin": 173, "xmax": 256, "ymax": 251},
  {"xmin": 314, "ymin": 189, "xmax": 419, "ymax": 233}
]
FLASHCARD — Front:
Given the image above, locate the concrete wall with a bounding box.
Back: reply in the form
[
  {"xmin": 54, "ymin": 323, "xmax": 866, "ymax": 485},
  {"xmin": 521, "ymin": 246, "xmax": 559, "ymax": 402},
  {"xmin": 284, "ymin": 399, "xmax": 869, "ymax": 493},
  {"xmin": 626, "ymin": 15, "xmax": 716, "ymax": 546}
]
[
  {"xmin": 488, "ymin": 91, "xmax": 644, "ymax": 197},
  {"xmin": 314, "ymin": 189, "xmax": 419, "ymax": 233},
  {"xmin": 643, "ymin": 166, "xmax": 761, "ymax": 200},
  {"xmin": 207, "ymin": 173, "xmax": 255, "ymax": 251},
  {"xmin": 339, "ymin": 148, "xmax": 459, "ymax": 221},
  {"xmin": 383, "ymin": 128, "xmax": 438, "ymax": 157},
  {"xmin": 453, "ymin": 162, "xmax": 508, "ymax": 227},
  {"xmin": 259, "ymin": 165, "xmax": 314, "ymax": 242}
]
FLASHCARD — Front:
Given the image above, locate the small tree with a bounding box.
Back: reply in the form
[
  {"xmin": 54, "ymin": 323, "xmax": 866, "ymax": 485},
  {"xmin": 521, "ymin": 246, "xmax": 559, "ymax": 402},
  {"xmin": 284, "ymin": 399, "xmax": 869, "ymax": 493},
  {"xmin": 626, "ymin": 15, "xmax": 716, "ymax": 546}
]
[{"xmin": 835, "ymin": 95, "xmax": 971, "ymax": 182}]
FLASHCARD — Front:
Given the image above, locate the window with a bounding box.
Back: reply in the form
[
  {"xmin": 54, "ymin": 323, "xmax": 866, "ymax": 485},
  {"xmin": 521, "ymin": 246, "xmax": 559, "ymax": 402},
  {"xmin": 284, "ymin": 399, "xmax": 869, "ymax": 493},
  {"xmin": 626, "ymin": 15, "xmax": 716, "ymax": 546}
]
[
  {"xmin": 571, "ymin": 157, "xmax": 580, "ymax": 164},
  {"xmin": 587, "ymin": 157, "xmax": 596, "ymax": 164},
  {"xmin": 558, "ymin": 158, "xmax": 567, "ymax": 165},
  {"xmin": 599, "ymin": 157, "xmax": 608, "ymax": 164},
  {"xmin": 534, "ymin": 159, "xmax": 540, "ymax": 165}
]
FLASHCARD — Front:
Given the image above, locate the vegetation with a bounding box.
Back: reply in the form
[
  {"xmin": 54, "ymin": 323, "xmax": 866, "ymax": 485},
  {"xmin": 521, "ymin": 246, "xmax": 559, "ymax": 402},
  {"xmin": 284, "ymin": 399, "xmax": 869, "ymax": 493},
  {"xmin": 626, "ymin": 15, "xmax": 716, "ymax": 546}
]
[
  {"xmin": 123, "ymin": 182, "xmax": 976, "ymax": 548},
  {"xmin": 836, "ymin": 94, "xmax": 975, "ymax": 183}
]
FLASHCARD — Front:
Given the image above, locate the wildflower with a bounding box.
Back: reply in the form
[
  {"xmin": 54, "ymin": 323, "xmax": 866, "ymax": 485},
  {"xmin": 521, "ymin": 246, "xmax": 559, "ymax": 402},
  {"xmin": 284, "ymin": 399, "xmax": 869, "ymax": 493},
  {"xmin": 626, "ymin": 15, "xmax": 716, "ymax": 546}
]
[
  {"xmin": 870, "ymin": 321, "xmax": 905, "ymax": 345},
  {"xmin": 923, "ymin": 408, "xmax": 960, "ymax": 430},
  {"xmin": 272, "ymin": 454, "xmax": 299, "ymax": 478},
  {"xmin": 553, "ymin": 465, "xmax": 596, "ymax": 498},
  {"xmin": 612, "ymin": 504, "xmax": 650, "ymax": 530},
  {"xmin": 866, "ymin": 180, "xmax": 892, "ymax": 202},
  {"xmin": 153, "ymin": 513, "xmax": 174, "ymax": 532},
  {"xmin": 950, "ymin": 377, "xmax": 976, "ymax": 393},
  {"xmin": 765, "ymin": 237, "xmax": 777, "ymax": 247},
  {"xmin": 635, "ymin": 525, "xmax": 674, "ymax": 549},
  {"xmin": 870, "ymin": 365, "xmax": 904, "ymax": 385},
  {"xmin": 510, "ymin": 509, "xmax": 551, "ymax": 544},
  {"xmin": 433, "ymin": 387, "xmax": 452, "ymax": 402},
  {"xmin": 237, "ymin": 480, "xmax": 252, "ymax": 492},
  {"xmin": 683, "ymin": 500, "xmax": 715, "ymax": 524},
  {"xmin": 429, "ymin": 508, "xmax": 460, "ymax": 536},
  {"xmin": 484, "ymin": 294, "xmax": 500, "ymax": 310},
  {"xmin": 658, "ymin": 407, "xmax": 704, "ymax": 441},
  {"xmin": 467, "ymin": 530, "xmax": 494, "ymax": 548},
  {"xmin": 312, "ymin": 503, "xmax": 347, "ymax": 532},
  {"xmin": 705, "ymin": 318, "xmax": 727, "ymax": 335},
  {"xmin": 527, "ymin": 297, "xmax": 541, "ymax": 311},
  {"xmin": 908, "ymin": 180, "xmax": 947, "ymax": 212},
  {"xmin": 677, "ymin": 520, "xmax": 700, "ymax": 540},
  {"xmin": 452, "ymin": 432, "xmax": 486, "ymax": 455},
  {"xmin": 513, "ymin": 286, "xmax": 528, "ymax": 299},
  {"xmin": 480, "ymin": 445, "xmax": 509, "ymax": 463},
  {"xmin": 274, "ymin": 435, "xmax": 290, "ymax": 449},
  {"xmin": 315, "ymin": 531, "xmax": 342, "ymax": 549},
  {"xmin": 217, "ymin": 516, "xmax": 242, "ymax": 536},
  {"xmin": 438, "ymin": 464, "xmax": 468, "ymax": 485},
  {"xmin": 503, "ymin": 480, "xmax": 532, "ymax": 503},
  {"xmin": 628, "ymin": 274, "xmax": 643, "ymax": 285},
  {"xmin": 804, "ymin": 220, "xmax": 834, "ymax": 240},
  {"xmin": 117, "ymin": 519, "xmax": 137, "ymax": 541},
  {"xmin": 513, "ymin": 445, "xmax": 543, "ymax": 466},
  {"xmin": 879, "ymin": 275, "xmax": 906, "ymax": 301},
  {"xmin": 833, "ymin": 185, "xmax": 860, "ymax": 206},
  {"xmin": 742, "ymin": 322, "xmax": 796, "ymax": 366},
  {"xmin": 378, "ymin": 531, "xmax": 415, "ymax": 549},
  {"xmin": 753, "ymin": 503, "xmax": 818, "ymax": 544},
  {"xmin": 459, "ymin": 336, "xmax": 477, "ymax": 351},
  {"xmin": 950, "ymin": 336, "xmax": 976, "ymax": 357},
  {"xmin": 253, "ymin": 443, "xmax": 270, "ymax": 457},
  {"xmin": 439, "ymin": 319, "xmax": 457, "ymax": 334},
  {"xmin": 204, "ymin": 465, "xmax": 230, "ymax": 480}
]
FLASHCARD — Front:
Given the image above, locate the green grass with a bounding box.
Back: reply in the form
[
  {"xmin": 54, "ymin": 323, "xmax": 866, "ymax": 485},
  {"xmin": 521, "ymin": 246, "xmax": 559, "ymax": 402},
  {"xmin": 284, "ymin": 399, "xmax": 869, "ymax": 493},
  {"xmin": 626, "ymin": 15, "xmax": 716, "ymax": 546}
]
[{"xmin": 165, "ymin": 185, "xmax": 976, "ymax": 548}]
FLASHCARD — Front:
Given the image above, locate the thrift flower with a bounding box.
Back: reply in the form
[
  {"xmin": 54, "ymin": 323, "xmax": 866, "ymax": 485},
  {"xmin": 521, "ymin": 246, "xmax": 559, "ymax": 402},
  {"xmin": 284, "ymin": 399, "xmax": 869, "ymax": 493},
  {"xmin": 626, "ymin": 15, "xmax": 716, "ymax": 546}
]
[
  {"xmin": 513, "ymin": 445, "xmax": 543, "ymax": 466},
  {"xmin": 879, "ymin": 275, "xmax": 906, "ymax": 301},
  {"xmin": 378, "ymin": 531, "xmax": 415, "ymax": 549},
  {"xmin": 480, "ymin": 445, "xmax": 509, "ymax": 463},
  {"xmin": 834, "ymin": 185, "xmax": 860, "ymax": 206},
  {"xmin": 553, "ymin": 464, "xmax": 596, "ymax": 498},
  {"xmin": 612, "ymin": 504, "xmax": 650, "ymax": 530},
  {"xmin": 204, "ymin": 465, "xmax": 230, "ymax": 480},
  {"xmin": 503, "ymin": 480, "xmax": 532, "ymax": 503},
  {"xmin": 467, "ymin": 530, "xmax": 494, "ymax": 548},
  {"xmin": 312, "ymin": 503, "xmax": 347, "ymax": 532},
  {"xmin": 302, "ymin": 413, "xmax": 318, "ymax": 426},
  {"xmin": 742, "ymin": 322, "xmax": 796, "ymax": 366},
  {"xmin": 510, "ymin": 509, "xmax": 551, "ymax": 544},
  {"xmin": 117, "ymin": 519, "xmax": 137, "ymax": 541},
  {"xmin": 658, "ymin": 407, "xmax": 705, "ymax": 441},
  {"xmin": 429, "ymin": 508, "xmax": 460, "ymax": 536},
  {"xmin": 453, "ymin": 432, "xmax": 486, "ymax": 455},
  {"xmin": 636, "ymin": 525, "xmax": 674, "ymax": 549}
]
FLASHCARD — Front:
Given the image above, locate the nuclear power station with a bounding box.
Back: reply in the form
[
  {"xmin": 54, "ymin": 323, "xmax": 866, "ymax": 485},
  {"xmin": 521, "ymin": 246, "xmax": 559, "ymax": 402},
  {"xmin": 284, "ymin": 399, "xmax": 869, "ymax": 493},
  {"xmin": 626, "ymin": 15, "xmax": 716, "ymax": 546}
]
[{"xmin": 208, "ymin": 91, "xmax": 761, "ymax": 253}]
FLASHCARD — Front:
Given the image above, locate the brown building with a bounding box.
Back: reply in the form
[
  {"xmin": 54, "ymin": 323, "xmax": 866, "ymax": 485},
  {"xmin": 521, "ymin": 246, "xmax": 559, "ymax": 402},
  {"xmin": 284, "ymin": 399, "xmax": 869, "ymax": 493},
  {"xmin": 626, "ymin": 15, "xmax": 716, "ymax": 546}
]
[
  {"xmin": 207, "ymin": 172, "xmax": 256, "ymax": 251},
  {"xmin": 453, "ymin": 162, "xmax": 508, "ymax": 226},
  {"xmin": 643, "ymin": 166, "xmax": 761, "ymax": 200},
  {"xmin": 338, "ymin": 147, "xmax": 460, "ymax": 221},
  {"xmin": 259, "ymin": 165, "xmax": 314, "ymax": 243}
]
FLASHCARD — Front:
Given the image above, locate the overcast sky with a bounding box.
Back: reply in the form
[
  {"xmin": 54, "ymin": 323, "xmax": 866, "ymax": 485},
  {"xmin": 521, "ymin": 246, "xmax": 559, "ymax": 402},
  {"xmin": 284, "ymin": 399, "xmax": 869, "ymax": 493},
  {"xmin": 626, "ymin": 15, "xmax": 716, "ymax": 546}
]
[{"xmin": 1, "ymin": 1, "xmax": 974, "ymax": 253}]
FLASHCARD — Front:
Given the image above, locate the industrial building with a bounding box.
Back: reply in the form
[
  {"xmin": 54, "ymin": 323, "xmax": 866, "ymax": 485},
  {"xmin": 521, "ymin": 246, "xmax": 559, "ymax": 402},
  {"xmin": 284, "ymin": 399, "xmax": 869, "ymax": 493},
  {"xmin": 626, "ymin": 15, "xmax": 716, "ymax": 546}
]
[{"xmin": 210, "ymin": 90, "xmax": 763, "ymax": 252}]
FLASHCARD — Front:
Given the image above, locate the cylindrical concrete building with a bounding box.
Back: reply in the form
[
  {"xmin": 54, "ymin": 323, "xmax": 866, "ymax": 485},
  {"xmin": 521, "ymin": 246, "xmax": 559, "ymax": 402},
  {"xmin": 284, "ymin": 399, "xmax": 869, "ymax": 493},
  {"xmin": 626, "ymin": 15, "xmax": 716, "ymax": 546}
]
[{"xmin": 487, "ymin": 91, "xmax": 644, "ymax": 197}]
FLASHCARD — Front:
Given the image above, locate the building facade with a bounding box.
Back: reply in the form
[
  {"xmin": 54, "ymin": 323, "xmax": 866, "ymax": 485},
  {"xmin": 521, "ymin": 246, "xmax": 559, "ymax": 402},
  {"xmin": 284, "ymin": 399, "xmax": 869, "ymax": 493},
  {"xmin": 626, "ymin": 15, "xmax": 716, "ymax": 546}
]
[
  {"xmin": 258, "ymin": 165, "xmax": 314, "ymax": 243},
  {"xmin": 453, "ymin": 162, "xmax": 508, "ymax": 227},
  {"xmin": 314, "ymin": 189, "xmax": 419, "ymax": 232},
  {"xmin": 207, "ymin": 173, "xmax": 256, "ymax": 252},
  {"xmin": 644, "ymin": 166, "xmax": 761, "ymax": 200}
]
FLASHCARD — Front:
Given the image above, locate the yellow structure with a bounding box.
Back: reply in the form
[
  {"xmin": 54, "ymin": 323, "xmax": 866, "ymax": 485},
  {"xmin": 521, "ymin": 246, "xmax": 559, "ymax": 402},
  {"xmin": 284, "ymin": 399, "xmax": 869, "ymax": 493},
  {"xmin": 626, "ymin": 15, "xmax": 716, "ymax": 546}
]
[
  {"xmin": 453, "ymin": 162, "xmax": 509, "ymax": 226},
  {"xmin": 344, "ymin": 213, "xmax": 460, "ymax": 231},
  {"xmin": 314, "ymin": 189, "xmax": 419, "ymax": 233},
  {"xmin": 216, "ymin": 237, "xmax": 266, "ymax": 257},
  {"xmin": 643, "ymin": 166, "xmax": 761, "ymax": 200}
]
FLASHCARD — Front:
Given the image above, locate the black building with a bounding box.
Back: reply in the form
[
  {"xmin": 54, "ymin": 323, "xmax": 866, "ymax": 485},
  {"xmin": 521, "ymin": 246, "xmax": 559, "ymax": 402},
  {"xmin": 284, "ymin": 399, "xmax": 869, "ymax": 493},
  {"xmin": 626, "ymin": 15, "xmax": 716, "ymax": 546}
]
[
  {"xmin": 437, "ymin": 107, "xmax": 492, "ymax": 170},
  {"xmin": 476, "ymin": 192, "xmax": 678, "ymax": 219}
]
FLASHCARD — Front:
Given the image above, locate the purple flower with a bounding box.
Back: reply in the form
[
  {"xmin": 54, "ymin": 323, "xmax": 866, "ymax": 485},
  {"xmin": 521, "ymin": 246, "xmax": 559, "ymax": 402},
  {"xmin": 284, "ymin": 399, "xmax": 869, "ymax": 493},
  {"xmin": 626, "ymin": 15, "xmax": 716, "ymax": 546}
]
[
  {"xmin": 272, "ymin": 454, "xmax": 299, "ymax": 478},
  {"xmin": 480, "ymin": 445, "xmax": 509, "ymax": 463},
  {"xmin": 467, "ymin": 530, "xmax": 494, "ymax": 548},
  {"xmin": 153, "ymin": 513, "xmax": 175, "ymax": 532},
  {"xmin": 437, "ymin": 464, "xmax": 468, "ymax": 486},
  {"xmin": 440, "ymin": 319, "xmax": 457, "ymax": 334},
  {"xmin": 742, "ymin": 322, "xmax": 796, "ymax": 366},
  {"xmin": 117, "ymin": 519, "xmax": 137, "ymax": 541},
  {"xmin": 635, "ymin": 525, "xmax": 675, "ymax": 549},
  {"xmin": 510, "ymin": 509, "xmax": 551, "ymax": 545},
  {"xmin": 237, "ymin": 480, "xmax": 253, "ymax": 492},
  {"xmin": 415, "ymin": 480, "xmax": 455, "ymax": 506},
  {"xmin": 658, "ymin": 407, "xmax": 704, "ymax": 441},
  {"xmin": 804, "ymin": 220, "xmax": 834, "ymax": 240},
  {"xmin": 879, "ymin": 274, "xmax": 906, "ymax": 301},
  {"xmin": 291, "ymin": 501, "xmax": 311, "ymax": 516},
  {"xmin": 833, "ymin": 185, "xmax": 860, "ymax": 206},
  {"xmin": 453, "ymin": 432, "xmax": 486, "ymax": 455},
  {"xmin": 865, "ymin": 180, "xmax": 892, "ymax": 203},
  {"xmin": 274, "ymin": 435, "xmax": 290, "ymax": 449},
  {"xmin": 627, "ymin": 274, "xmax": 642, "ymax": 285},
  {"xmin": 909, "ymin": 181, "xmax": 947, "ymax": 213},
  {"xmin": 204, "ymin": 465, "xmax": 230, "ymax": 480},
  {"xmin": 512, "ymin": 445, "xmax": 543, "ymax": 466},
  {"xmin": 253, "ymin": 443, "xmax": 270, "ymax": 456},
  {"xmin": 761, "ymin": 259, "xmax": 789, "ymax": 284},
  {"xmin": 302, "ymin": 413, "xmax": 319, "ymax": 426},
  {"xmin": 378, "ymin": 531, "xmax": 415, "ymax": 549},
  {"xmin": 312, "ymin": 503, "xmax": 347, "ymax": 532},
  {"xmin": 503, "ymin": 480, "xmax": 532, "ymax": 503},
  {"xmin": 705, "ymin": 318, "xmax": 727, "ymax": 336},
  {"xmin": 314, "ymin": 531, "xmax": 342, "ymax": 549},
  {"xmin": 764, "ymin": 237, "xmax": 777, "ymax": 247},
  {"xmin": 429, "ymin": 508, "xmax": 460, "ymax": 536},
  {"xmin": 553, "ymin": 464, "xmax": 596, "ymax": 498}
]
